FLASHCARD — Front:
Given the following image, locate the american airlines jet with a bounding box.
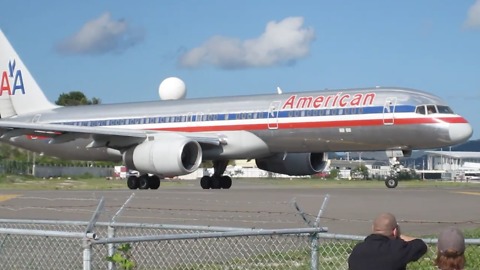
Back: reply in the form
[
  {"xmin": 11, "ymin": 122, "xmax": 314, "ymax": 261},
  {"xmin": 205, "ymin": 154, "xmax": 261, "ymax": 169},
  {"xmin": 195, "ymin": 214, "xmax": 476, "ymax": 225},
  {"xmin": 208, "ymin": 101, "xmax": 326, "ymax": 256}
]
[{"xmin": 0, "ymin": 29, "xmax": 473, "ymax": 189}]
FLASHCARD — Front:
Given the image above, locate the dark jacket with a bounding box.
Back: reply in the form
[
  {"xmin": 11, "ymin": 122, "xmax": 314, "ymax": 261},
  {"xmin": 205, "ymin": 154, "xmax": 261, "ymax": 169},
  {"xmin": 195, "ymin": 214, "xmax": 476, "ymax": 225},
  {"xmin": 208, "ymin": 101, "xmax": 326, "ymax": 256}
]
[{"xmin": 348, "ymin": 234, "xmax": 427, "ymax": 270}]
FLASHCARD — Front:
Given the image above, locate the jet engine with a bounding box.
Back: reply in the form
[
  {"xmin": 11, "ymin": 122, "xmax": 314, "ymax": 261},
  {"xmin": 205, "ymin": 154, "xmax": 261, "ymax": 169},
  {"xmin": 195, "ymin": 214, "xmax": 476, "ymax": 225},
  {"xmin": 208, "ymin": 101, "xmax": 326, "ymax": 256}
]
[
  {"xmin": 256, "ymin": 152, "xmax": 328, "ymax": 176},
  {"xmin": 123, "ymin": 136, "xmax": 202, "ymax": 177}
]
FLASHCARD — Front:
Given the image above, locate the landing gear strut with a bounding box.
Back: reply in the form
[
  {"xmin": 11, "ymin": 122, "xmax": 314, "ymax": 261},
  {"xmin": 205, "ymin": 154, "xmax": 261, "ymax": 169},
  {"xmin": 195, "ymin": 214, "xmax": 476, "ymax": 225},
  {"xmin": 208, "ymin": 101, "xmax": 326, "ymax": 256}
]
[
  {"xmin": 200, "ymin": 160, "xmax": 232, "ymax": 189},
  {"xmin": 127, "ymin": 174, "xmax": 161, "ymax": 190},
  {"xmin": 385, "ymin": 157, "xmax": 400, "ymax": 189}
]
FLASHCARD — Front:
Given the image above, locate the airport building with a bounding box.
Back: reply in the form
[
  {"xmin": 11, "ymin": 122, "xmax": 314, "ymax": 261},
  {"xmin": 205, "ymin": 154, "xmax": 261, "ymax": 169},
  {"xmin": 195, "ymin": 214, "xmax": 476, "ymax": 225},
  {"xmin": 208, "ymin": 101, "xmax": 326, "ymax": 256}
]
[{"xmin": 422, "ymin": 151, "xmax": 480, "ymax": 181}]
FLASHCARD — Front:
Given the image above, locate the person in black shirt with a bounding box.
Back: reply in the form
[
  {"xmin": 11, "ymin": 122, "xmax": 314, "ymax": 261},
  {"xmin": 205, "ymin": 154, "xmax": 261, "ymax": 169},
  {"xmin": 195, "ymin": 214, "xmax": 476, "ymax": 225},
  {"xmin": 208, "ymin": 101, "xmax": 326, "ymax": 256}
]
[{"xmin": 348, "ymin": 212, "xmax": 427, "ymax": 270}]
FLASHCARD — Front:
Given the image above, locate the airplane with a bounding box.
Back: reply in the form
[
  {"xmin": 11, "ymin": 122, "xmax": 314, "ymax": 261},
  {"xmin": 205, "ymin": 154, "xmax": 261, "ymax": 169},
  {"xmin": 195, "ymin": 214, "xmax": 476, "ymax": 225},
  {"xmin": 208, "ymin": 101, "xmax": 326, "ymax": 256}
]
[{"xmin": 0, "ymin": 29, "xmax": 473, "ymax": 189}]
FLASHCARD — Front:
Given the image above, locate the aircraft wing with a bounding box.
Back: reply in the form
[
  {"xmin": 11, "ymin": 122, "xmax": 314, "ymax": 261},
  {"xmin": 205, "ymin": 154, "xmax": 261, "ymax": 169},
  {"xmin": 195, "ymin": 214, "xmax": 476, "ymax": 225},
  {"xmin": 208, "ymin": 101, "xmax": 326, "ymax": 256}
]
[{"xmin": 0, "ymin": 121, "xmax": 222, "ymax": 149}]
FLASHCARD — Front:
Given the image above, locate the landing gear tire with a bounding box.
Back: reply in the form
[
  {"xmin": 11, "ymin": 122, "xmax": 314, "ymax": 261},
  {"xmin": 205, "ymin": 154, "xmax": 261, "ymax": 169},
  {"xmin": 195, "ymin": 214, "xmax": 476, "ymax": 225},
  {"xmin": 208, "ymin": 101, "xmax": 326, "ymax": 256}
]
[
  {"xmin": 200, "ymin": 176, "xmax": 211, "ymax": 189},
  {"xmin": 138, "ymin": 175, "xmax": 150, "ymax": 190},
  {"xmin": 221, "ymin": 176, "xmax": 232, "ymax": 189},
  {"xmin": 127, "ymin": 176, "xmax": 139, "ymax": 189},
  {"xmin": 385, "ymin": 178, "xmax": 398, "ymax": 189},
  {"xmin": 211, "ymin": 177, "xmax": 222, "ymax": 189},
  {"xmin": 148, "ymin": 175, "xmax": 161, "ymax": 190}
]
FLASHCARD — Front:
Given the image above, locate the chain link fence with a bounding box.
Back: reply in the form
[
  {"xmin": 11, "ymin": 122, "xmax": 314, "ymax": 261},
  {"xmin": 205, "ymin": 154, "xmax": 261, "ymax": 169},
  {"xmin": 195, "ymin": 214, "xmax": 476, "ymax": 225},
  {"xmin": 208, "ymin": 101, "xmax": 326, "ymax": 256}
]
[{"xmin": 0, "ymin": 219, "xmax": 480, "ymax": 269}]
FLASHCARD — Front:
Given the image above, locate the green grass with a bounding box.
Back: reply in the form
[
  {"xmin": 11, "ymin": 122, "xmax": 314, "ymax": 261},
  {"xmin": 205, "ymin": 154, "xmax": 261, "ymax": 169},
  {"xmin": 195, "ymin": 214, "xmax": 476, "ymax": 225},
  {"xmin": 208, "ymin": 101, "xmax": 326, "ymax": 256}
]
[
  {"xmin": 167, "ymin": 250, "xmax": 314, "ymax": 270},
  {"xmin": 235, "ymin": 177, "xmax": 480, "ymax": 189},
  {"xmin": 0, "ymin": 174, "xmax": 190, "ymax": 190},
  {"xmin": 0, "ymin": 174, "xmax": 478, "ymax": 190}
]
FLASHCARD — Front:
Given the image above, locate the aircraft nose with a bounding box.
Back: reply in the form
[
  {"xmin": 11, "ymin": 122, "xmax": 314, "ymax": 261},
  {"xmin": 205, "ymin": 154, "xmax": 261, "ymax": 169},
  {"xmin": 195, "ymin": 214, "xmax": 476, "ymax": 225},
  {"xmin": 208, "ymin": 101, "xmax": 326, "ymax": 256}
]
[{"xmin": 449, "ymin": 122, "xmax": 473, "ymax": 144}]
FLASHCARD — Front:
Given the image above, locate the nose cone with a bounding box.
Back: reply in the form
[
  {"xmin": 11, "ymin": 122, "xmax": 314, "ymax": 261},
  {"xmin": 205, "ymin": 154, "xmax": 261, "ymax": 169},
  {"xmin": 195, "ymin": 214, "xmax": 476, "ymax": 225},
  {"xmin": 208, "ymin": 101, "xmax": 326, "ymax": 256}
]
[{"xmin": 449, "ymin": 123, "xmax": 473, "ymax": 144}]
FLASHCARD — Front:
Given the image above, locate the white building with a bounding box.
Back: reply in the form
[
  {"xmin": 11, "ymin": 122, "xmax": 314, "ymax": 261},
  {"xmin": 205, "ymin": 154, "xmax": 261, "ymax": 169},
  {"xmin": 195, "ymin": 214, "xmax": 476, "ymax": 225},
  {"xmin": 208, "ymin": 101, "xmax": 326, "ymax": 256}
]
[{"xmin": 423, "ymin": 151, "xmax": 480, "ymax": 180}]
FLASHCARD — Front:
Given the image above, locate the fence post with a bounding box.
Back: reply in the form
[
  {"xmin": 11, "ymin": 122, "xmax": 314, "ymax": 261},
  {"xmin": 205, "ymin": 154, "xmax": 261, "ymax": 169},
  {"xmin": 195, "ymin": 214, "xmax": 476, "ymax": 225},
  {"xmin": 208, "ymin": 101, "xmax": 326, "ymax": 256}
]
[
  {"xmin": 83, "ymin": 238, "xmax": 92, "ymax": 270},
  {"xmin": 312, "ymin": 194, "xmax": 330, "ymax": 270},
  {"xmin": 108, "ymin": 226, "xmax": 116, "ymax": 270},
  {"xmin": 83, "ymin": 197, "xmax": 104, "ymax": 270},
  {"xmin": 310, "ymin": 232, "xmax": 319, "ymax": 270},
  {"xmin": 108, "ymin": 194, "xmax": 134, "ymax": 270}
]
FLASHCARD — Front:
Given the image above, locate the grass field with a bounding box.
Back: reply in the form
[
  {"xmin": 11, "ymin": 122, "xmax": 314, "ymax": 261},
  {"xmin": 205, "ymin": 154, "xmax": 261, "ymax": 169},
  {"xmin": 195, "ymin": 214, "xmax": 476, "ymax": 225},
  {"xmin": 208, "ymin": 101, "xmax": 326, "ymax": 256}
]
[
  {"xmin": 0, "ymin": 174, "xmax": 191, "ymax": 190},
  {"xmin": 0, "ymin": 174, "xmax": 478, "ymax": 190}
]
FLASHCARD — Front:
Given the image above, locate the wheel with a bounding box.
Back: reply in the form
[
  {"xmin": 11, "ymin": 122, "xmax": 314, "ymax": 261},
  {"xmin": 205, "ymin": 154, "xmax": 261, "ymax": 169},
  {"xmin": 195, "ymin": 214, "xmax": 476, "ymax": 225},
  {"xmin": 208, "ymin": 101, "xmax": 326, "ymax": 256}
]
[
  {"xmin": 148, "ymin": 175, "xmax": 161, "ymax": 189},
  {"xmin": 220, "ymin": 175, "xmax": 232, "ymax": 189},
  {"xmin": 385, "ymin": 178, "xmax": 398, "ymax": 188},
  {"xmin": 138, "ymin": 175, "xmax": 150, "ymax": 190},
  {"xmin": 127, "ymin": 176, "xmax": 139, "ymax": 189},
  {"xmin": 211, "ymin": 177, "xmax": 221, "ymax": 189},
  {"xmin": 200, "ymin": 176, "xmax": 211, "ymax": 189}
]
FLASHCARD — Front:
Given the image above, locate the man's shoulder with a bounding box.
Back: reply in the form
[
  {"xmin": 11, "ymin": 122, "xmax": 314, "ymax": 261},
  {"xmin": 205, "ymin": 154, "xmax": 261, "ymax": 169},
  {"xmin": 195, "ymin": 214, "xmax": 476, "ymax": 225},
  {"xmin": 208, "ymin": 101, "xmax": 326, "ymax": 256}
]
[
  {"xmin": 350, "ymin": 234, "xmax": 386, "ymax": 253},
  {"xmin": 364, "ymin": 233, "xmax": 390, "ymax": 242}
]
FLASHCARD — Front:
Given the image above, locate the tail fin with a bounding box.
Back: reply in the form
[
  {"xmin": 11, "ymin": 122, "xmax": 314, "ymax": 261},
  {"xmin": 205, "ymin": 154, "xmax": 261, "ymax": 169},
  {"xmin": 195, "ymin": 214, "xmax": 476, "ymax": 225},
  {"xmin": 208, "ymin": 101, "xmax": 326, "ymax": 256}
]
[{"xmin": 0, "ymin": 29, "xmax": 58, "ymax": 118}]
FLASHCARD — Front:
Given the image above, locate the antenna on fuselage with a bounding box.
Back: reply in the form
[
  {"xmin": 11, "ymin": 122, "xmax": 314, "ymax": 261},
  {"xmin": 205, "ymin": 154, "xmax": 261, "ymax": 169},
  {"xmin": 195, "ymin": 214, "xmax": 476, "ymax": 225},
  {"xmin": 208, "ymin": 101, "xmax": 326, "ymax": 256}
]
[{"xmin": 276, "ymin": 87, "xmax": 283, "ymax": 95}]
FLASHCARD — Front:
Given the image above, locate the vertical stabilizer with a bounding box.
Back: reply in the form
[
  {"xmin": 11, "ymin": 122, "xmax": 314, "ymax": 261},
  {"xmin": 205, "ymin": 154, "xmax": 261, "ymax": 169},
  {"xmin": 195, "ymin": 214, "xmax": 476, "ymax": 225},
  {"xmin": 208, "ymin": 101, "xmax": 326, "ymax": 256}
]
[{"xmin": 0, "ymin": 29, "xmax": 58, "ymax": 117}]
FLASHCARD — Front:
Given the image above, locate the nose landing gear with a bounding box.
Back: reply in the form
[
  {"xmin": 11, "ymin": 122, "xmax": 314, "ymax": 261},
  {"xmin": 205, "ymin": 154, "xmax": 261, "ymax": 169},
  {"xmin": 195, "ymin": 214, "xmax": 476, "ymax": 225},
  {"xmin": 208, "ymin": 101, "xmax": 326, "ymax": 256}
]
[
  {"xmin": 385, "ymin": 157, "xmax": 400, "ymax": 189},
  {"xmin": 385, "ymin": 177, "xmax": 398, "ymax": 188}
]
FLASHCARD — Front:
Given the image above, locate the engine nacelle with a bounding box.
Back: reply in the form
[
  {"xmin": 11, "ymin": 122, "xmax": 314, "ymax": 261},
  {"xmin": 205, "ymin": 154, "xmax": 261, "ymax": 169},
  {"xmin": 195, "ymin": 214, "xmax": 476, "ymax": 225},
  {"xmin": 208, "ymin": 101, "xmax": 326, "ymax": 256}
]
[
  {"xmin": 123, "ymin": 136, "xmax": 202, "ymax": 177},
  {"xmin": 256, "ymin": 152, "xmax": 328, "ymax": 176}
]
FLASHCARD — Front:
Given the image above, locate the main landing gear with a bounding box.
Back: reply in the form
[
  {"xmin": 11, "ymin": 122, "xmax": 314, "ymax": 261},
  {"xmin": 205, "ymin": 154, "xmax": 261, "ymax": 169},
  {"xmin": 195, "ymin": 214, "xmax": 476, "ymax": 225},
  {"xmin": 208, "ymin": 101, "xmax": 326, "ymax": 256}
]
[
  {"xmin": 127, "ymin": 174, "xmax": 161, "ymax": 190},
  {"xmin": 200, "ymin": 160, "xmax": 232, "ymax": 189}
]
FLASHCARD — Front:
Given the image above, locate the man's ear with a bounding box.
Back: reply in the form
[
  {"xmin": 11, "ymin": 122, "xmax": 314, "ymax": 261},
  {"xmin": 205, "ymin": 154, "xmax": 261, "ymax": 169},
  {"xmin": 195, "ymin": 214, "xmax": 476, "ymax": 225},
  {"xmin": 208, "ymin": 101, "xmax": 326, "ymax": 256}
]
[{"xmin": 393, "ymin": 226, "xmax": 399, "ymax": 238}]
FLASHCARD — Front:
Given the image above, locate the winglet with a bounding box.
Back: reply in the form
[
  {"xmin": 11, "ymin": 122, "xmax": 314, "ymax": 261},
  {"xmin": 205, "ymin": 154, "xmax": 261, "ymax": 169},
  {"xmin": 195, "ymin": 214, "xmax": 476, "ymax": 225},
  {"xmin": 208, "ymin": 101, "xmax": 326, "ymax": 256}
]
[{"xmin": 0, "ymin": 29, "xmax": 58, "ymax": 118}]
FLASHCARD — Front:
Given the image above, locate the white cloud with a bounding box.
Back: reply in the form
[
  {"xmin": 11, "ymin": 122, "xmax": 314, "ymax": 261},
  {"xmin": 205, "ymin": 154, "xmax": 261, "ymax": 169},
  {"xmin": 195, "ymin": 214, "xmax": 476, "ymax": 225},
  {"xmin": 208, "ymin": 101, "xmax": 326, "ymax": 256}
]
[
  {"xmin": 179, "ymin": 17, "xmax": 315, "ymax": 69},
  {"xmin": 56, "ymin": 12, "xmax": 144, "ymax": 55},
  {"xmin": 464, "ymin": 0, "xmax": 480, "ymax": 29}
]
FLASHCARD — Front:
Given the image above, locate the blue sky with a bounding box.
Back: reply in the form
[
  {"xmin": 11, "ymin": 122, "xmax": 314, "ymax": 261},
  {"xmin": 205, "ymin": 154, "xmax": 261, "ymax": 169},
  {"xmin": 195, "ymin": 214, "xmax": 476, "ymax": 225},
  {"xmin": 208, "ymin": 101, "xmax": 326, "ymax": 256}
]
[{"xmin": 1, "ymin": 1, "xmax": 479, "ymax": 139}]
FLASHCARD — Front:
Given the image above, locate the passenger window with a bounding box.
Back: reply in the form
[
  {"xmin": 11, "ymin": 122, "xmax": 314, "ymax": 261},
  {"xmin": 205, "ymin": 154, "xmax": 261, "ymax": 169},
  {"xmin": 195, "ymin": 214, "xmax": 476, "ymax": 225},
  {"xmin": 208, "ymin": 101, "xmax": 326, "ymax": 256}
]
[{"xmin": 416, "ymin": 106, "xmax": 426, "ymax": 115}]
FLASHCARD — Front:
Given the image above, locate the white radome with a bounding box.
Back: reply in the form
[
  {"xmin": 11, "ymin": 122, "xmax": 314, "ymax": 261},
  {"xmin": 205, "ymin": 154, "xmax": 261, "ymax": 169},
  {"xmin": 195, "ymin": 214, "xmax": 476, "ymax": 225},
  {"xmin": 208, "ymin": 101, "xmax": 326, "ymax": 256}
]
[{"xmin": 158, "ymin": 77, "xmax": 186, "ymax": 100}]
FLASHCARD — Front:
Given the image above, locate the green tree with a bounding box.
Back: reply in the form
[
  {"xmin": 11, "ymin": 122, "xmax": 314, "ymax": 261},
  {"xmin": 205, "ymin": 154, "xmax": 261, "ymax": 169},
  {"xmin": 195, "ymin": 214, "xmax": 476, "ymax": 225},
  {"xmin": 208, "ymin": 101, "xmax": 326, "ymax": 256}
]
[
  {"xmin": 351, "ymin": 165, "xmax": 369, "ymax": 180},
  {"xmin": 55, "ymin": 91, "xmax": 101, "ymax": 106},
  {"xmin": 328, "ymin": 168, "xmax": 339, "ymax": 179}
]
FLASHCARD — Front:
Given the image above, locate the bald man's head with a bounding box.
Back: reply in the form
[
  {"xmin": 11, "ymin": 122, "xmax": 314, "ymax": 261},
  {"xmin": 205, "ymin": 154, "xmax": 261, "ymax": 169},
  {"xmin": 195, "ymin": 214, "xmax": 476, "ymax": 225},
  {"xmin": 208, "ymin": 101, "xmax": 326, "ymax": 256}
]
[{"xmin": 372, "ymin": 213, "xmax": 398, "ymax": 238}]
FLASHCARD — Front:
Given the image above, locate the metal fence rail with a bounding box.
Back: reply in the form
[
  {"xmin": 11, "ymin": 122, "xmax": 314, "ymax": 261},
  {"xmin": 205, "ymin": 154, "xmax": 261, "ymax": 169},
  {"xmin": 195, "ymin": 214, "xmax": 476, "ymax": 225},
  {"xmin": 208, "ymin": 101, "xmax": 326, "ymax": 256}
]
[{"xmin": 1, "ymin": 219, "xmax": 480, "ymax": 270}]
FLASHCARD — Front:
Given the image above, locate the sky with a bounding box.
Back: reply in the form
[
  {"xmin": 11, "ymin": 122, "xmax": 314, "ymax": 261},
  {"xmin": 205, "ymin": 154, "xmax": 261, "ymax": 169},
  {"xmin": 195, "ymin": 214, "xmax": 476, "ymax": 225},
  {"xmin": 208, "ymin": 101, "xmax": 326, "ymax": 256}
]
[{"xmin": 0, "ymin": 1, "xmax": 479, "ymax": 139}]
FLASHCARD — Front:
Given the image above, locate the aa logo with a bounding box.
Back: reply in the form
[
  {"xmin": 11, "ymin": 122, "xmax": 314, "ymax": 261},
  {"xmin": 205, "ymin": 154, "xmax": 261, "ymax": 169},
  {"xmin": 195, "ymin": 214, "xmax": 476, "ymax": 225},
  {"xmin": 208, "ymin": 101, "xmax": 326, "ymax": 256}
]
[{"xmin": 0, "ymin": 60, "xmax": 25, "ymax": 96}]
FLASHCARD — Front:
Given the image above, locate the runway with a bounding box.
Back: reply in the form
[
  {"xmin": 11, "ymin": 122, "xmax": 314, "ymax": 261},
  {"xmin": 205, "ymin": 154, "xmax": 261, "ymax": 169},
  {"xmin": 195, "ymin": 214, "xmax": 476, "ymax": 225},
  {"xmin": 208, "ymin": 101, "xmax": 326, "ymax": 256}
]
[{"xmin": 1, "ymin": 180, "xmax": 479, "ymax": 236}]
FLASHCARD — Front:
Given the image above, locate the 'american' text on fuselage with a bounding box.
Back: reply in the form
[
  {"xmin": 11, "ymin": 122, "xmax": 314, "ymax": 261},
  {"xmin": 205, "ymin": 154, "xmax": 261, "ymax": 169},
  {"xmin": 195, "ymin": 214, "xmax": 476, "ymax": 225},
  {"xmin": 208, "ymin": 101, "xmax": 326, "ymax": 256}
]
[{"xmin": 282, "ymin": 92, "xmax": 376, "ymax": 109}]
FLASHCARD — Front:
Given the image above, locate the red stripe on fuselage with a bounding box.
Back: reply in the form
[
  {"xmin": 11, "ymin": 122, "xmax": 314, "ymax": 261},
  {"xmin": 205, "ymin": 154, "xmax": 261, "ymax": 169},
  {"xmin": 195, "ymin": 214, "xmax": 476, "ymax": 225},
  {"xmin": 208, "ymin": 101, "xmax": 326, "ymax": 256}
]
[
  {"xmin": 145, "ymin": 116, "xmax": 466, "ymax": 132},
  {"xmin": 436, "ymin": 117, "xmax": 469, "ymax": 124}
]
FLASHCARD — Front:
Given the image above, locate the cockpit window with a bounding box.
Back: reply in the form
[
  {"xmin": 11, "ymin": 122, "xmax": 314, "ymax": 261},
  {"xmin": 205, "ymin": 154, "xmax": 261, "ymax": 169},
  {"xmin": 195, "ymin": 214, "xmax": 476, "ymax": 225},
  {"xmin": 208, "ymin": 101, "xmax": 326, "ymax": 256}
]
[
  {"xmin": 415, "ymin": 105, "xmax": 426, "ymax": 115},
  {"xmin": 416, "ymin": 104, "xmax": 454, "ymax": 115},
  {"xmin": 437, "ymin": 105, "xmax": 454, "ymax": 114},
  {"xmin": 426, "ymin": 105, "xmax": 437, "ymax": 114}
]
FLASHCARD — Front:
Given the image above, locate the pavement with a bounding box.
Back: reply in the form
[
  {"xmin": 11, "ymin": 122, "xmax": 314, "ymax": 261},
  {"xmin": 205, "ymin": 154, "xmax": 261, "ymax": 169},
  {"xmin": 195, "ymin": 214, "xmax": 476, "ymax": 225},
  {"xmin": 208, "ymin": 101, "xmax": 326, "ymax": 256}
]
[{"xmin": 0, "ymin": 179, "xmax": 479, "ymax": 237}]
